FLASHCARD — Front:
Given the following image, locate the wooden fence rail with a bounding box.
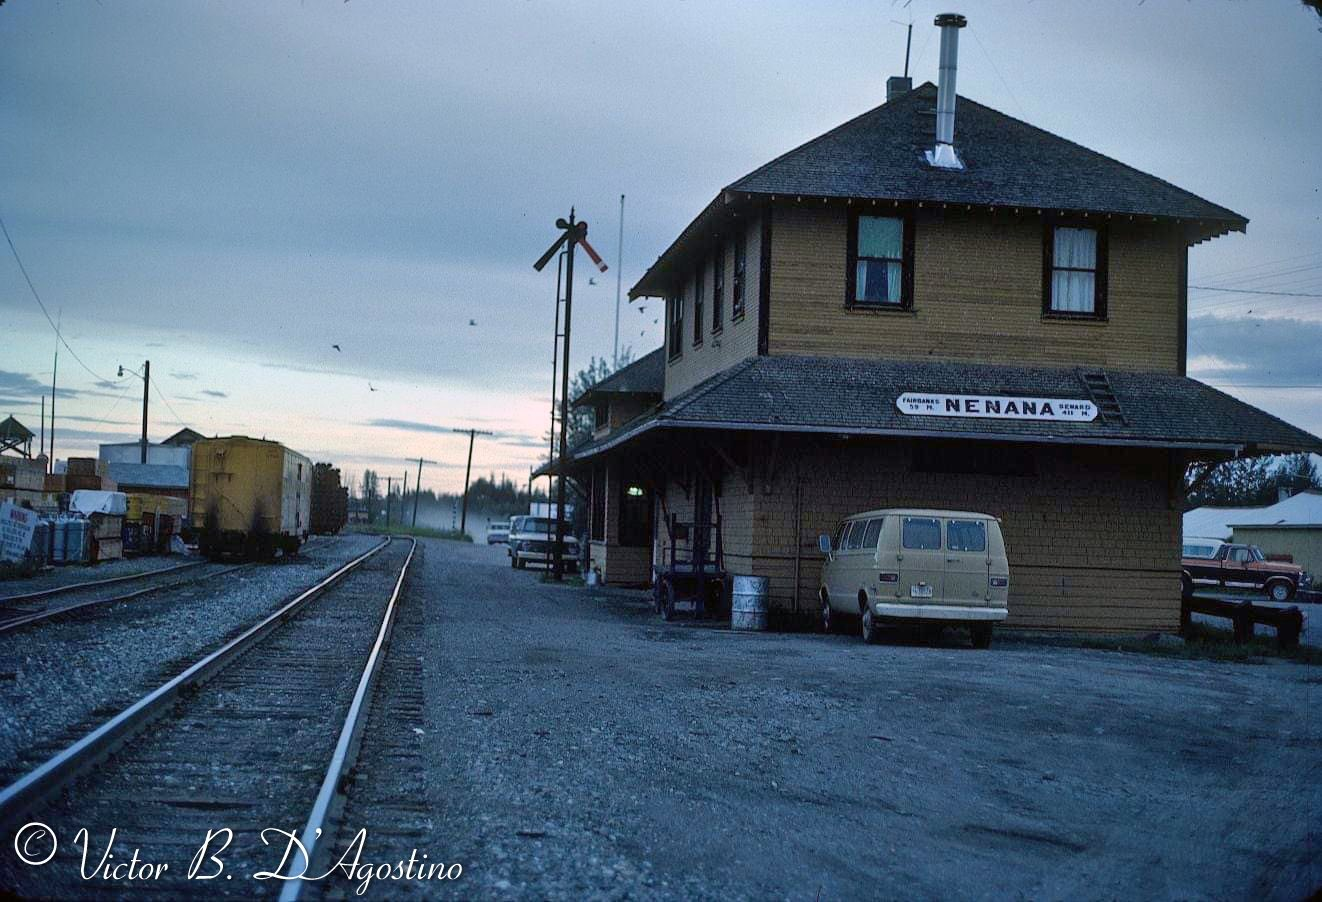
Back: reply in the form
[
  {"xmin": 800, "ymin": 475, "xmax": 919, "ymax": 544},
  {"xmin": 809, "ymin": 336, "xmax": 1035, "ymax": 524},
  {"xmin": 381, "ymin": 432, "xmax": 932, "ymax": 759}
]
[{"xmin": 1180, "ymin": 595, "xmax": 1303, "ymax": 650}]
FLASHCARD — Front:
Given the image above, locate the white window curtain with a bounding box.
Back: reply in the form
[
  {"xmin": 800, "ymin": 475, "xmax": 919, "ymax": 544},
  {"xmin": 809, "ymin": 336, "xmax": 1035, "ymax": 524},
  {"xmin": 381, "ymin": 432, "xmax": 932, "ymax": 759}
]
[
  {"xmin": 856, "ymin": 216, "xmax": 904, "ymax": 303},
  {"xmin": 1051, "ymin": 227, "xmax": 1097, "ymax": 313}
]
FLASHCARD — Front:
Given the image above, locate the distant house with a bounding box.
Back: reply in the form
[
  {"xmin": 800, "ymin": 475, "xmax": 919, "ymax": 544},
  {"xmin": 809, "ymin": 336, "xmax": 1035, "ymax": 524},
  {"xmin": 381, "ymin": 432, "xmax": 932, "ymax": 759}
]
[
  {"xmin": 1215, "ymin": 491, "xmax": 1322, "ymax": 577},
  {"xmin": 552, "ymin": 15, "xmax": 1322, "ymax": 633}
]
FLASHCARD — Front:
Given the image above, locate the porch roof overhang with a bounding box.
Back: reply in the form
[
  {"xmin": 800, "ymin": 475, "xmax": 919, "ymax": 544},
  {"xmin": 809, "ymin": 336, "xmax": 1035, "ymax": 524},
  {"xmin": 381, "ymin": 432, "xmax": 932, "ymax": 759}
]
[{"xmin": 557, "ymin": 355, "xmax": 1322, "ymax": 468}]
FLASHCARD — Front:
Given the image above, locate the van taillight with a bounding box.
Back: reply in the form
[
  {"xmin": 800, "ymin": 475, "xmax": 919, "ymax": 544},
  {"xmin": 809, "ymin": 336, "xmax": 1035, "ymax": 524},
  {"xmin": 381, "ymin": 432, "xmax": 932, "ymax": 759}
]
[
  {"xmin": 989, "ymin": 576, "xmax": 1009, "ymax": 588},
  {"xmin": 879, "ymin": 572, "xmax": 899, "ymax": 583}
]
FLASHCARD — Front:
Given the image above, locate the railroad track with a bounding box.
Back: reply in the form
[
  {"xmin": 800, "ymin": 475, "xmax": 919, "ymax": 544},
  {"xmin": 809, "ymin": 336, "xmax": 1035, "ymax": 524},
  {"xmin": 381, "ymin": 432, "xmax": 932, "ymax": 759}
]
[
  {"xmin": 0, "ymin": 561, "xmax": 249, "ymax": 635},
  {"xmin": 0, "ymin": 536, "xmax": 417, "ymax": 899}
]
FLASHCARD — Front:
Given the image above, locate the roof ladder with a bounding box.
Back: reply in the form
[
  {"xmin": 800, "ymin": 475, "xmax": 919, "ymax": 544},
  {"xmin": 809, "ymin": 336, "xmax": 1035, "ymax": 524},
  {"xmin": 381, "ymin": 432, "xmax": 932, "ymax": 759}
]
[{"xmin": 1077, "ymin": 369, "xmax": 1128, "ymax": 426}]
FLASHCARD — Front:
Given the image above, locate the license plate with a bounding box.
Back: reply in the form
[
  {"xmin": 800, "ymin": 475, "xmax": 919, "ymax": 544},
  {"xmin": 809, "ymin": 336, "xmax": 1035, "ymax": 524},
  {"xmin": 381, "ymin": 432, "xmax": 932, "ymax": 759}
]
[{"xmin": 910, "ymin": 584, "xmax": 933, "ymax": 599}]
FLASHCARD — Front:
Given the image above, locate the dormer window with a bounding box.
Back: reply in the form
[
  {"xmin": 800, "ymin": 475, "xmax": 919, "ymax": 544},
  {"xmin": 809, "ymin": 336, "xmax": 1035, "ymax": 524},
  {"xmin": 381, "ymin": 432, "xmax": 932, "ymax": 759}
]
[
  {"xmin": 1044, "ymin": 224, "xmax": 1108, "ymax": 319},
  {"xmin": 847, "ymin": 212, "xmax": 914, "ymax": 309},
  {"xmin": 668, "ymin": 293, "xmax": 684, "ymax": 360}
]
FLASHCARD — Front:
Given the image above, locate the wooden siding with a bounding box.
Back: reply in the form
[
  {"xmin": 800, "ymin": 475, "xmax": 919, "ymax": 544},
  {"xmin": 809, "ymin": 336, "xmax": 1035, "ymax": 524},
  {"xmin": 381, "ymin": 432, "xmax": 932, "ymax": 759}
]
[
  {"xmin": 654, "ymin": 435, "xmax": 1182, "ymax": 634},
  {"xmin": 664, "ymin": 216, "xmax": 764, "ymax": 400},
  {"xmin": 589, "ymin": 462, "xmax": 652, "ymax": 585},
  {"xmin": 768, "ymin": 204, "xmax": 1184, "ymax": 373}
]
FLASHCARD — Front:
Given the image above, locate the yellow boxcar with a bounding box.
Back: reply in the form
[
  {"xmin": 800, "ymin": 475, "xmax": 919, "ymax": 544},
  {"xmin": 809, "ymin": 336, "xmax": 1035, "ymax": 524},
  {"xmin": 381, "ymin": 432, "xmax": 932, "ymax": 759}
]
[{"xmin": 190, "ymin": 436, "xmax": 312, "ymax": 560}]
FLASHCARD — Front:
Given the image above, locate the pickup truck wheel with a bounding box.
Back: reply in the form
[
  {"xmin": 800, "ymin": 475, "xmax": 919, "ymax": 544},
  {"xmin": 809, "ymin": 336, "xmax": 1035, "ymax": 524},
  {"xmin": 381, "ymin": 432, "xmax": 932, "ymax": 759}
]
[
  {"xmin": 970, "ymin": 623, "xmax": 994, "ymax": 649},
  {"xmin": 1181, "ymin": 575, "xmax": 1193, "ymax": 601},
  {"xmin": 1268, "ymin": 580, "xmax": 1294, "ymax": 602},
  {"xmin": 860, "ymin": 607, "xmax": 880, "ymax": 644}
]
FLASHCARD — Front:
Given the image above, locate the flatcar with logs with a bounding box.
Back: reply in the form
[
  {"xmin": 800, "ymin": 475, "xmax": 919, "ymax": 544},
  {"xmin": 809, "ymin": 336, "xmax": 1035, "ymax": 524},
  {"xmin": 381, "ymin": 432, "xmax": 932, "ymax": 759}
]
[{"xmin": 190, "ymin": 436, "xmax": 311, "ymax": 560}]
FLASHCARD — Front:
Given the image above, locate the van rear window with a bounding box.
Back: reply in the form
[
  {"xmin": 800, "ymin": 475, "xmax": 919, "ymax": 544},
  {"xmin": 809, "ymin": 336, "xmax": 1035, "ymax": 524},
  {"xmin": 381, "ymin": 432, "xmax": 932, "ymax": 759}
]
[
  {"xmin": 901, "ymin": 517, "xmax": 941, "ymax": 550},
  {"xmin": 947, "ymin": 520, "xmax": 986, "ymax": 553}
]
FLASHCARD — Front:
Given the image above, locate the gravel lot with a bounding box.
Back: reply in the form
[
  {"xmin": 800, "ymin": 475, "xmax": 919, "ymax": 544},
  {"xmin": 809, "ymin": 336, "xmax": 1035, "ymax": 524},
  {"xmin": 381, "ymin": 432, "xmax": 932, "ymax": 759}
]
[
  {"xmin": 411, "ymin": 540, "xmax": 1320, "ymax": 900},
  {"xmin": 0, "ymin": 533, "xmax": 380, "ymax": 775}
]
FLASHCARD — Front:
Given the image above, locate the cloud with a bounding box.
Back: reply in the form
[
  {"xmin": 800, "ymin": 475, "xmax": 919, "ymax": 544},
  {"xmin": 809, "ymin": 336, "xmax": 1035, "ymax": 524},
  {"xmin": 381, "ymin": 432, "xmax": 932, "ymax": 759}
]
[
  {"xmin": 171, "ymin": 371, "xmax": 198, "ymax": 381},
  {"xmin": 200, "ymin": 389, "xmax": 228, "ymax": 398},
  {"xmin": 0, "ymin": 370, "xmax": 74, "ymax": 398},
  {"xmin": 1187, "ymin": 316, "xmax": 1322, "ymax": 389},
  {"xmin": 364, "ymin": 418, "xmax": 541, "ymax": 448}
]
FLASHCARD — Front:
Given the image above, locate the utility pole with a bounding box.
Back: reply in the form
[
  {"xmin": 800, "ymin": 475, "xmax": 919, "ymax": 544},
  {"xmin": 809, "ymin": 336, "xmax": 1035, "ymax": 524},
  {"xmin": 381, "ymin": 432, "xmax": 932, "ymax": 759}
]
[
  {"xmin": 39, "ymin": 396, "xmax": 44, "ymax": 463},
  {"xmin": 118, "ymin": 360, "xmax": 151, "ymax": 464},
  {"xmin": 49, "ymin": 313, "xmax": 59, "ymax": 474},
  {"xmin": 614, "ymin": 193, "xmax": 624, "ymax": 370},
  {"xmin": 452, "ymin": 428, "xmax": 492, "ymax": 537},
  {"xmin": 408, "ymin": 457, "xmax": 438, "ymax": 528},
  {"xmin": 140, "ymin": 360, "xmax": 150, "ymax": 463},
  {"xmin": 385, "ymin": 476, "xmax": 393, "ymax": 527},
  {"xmin": 534, "ymin": 209, "xmax": 605, "ymax": 579}
]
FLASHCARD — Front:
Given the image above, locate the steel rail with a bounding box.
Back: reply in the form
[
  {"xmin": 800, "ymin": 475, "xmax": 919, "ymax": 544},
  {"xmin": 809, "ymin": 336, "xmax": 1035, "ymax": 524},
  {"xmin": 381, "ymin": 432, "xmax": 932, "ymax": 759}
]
[
  {"xmin": 0, "ymin": 559, "xmax": 205, "ymax": 605},
  {"xmin": 278, "ymin": 536, "xmax": 418, "ymax": 901},
  {"xmin": 0, "ymin": 537, "xmax": 392, "ymax": 829},
  {"xmin": 0, "ymin": 563, "xmax": 250, "ymax": 635}
]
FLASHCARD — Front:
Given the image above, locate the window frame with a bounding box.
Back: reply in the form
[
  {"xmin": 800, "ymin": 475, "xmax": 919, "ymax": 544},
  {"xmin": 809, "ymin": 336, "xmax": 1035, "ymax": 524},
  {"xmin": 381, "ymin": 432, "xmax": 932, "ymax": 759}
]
[
  {"xmin": 692, "ymin": 263, "xmax": 705, "ymax": 347},
  {"xmin": 846, "ymin": 209, "xmax": 915, "ymax": 311},
  {"xmin": 667, "ymin": 293, "xmax": 684, "ymax": 361},
  {"xmin": 711, "ymin": 247, "xmax": 725, "ymax": 333},
  {"xmin": 1042, "ymin": 221, "xmax": 1108, "ymax": 320},
  {"xmin": 731, "ymin": 232, "xmax": 747, "ymax": 321}
]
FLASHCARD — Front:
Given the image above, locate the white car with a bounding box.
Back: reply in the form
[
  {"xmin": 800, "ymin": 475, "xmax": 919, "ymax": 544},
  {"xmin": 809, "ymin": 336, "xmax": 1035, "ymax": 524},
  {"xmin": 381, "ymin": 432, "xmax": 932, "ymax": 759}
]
[
  {"xmin": 509, "ymin": 516, "xmax": 579, "ymax": 571},
  {"xmin": 486, "ymin": 520, "xmax": 511, "ymax": 545}
]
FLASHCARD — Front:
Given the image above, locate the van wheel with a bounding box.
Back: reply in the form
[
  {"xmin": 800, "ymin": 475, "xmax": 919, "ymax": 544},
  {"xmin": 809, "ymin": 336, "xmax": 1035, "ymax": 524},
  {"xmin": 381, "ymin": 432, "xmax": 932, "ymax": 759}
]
[
  {"xmin": 820, "ymin": 593, "xmax": 836, "ymax": 634},
  {"xmin": 1268, "ymin": 580, "xmax": 1294, "ymax": 602},
  {"xmin": 861, "ymin": 607, "xmax": 880, "ymax": 644},
  {"xmin": 970, "ymin": 623, "xmax": 993, "ymax": 649}
]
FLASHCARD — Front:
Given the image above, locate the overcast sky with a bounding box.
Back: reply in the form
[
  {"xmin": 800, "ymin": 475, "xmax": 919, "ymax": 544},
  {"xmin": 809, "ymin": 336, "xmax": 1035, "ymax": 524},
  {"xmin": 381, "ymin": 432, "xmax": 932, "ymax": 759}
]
[{"xmin": 2, "ymin": 1, "xmax": 1319, "ymax": 492}]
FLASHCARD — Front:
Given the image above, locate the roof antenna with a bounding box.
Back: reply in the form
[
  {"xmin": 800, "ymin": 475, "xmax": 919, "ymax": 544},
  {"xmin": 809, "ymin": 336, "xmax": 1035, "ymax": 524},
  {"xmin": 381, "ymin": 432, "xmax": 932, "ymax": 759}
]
[{"xmin": 887, "ymin": 14, "xmax": 916, "ymax": 102}]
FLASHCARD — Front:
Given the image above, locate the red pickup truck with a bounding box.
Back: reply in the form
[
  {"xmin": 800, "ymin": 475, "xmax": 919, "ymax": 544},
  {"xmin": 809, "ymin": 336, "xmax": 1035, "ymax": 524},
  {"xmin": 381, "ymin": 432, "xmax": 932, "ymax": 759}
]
[{"xmin": 1181, "ymin": 540, "xmax": 1309, "ymax": 602}]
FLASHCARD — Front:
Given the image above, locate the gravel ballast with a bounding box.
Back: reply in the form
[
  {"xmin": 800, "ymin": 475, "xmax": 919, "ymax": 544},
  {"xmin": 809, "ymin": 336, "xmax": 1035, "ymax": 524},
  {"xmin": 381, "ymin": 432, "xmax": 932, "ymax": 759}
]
[{"xmin": 0, "ymin": 533, "xmax": 382, "ymax": 774}]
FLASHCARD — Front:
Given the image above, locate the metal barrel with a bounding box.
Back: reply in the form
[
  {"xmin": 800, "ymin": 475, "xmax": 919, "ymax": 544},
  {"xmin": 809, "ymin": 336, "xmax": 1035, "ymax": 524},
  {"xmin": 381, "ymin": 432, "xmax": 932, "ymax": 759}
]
[{"xmin": 730, "ymin": 575, "xmax": 769, "ymax": 631}]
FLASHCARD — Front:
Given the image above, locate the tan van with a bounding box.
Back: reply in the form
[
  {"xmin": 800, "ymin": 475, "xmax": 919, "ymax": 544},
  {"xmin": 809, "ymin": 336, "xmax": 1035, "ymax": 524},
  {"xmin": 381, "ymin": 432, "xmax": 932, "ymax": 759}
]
[{"xmin": 817, "ymin": 509, "xmax": 1009, "ymax": 648}]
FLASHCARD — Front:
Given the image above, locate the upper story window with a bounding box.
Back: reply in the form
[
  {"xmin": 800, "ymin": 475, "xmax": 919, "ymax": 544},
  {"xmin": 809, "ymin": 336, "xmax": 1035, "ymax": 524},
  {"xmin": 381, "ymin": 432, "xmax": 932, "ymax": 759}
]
[
  {"xmin": 731, "ymin": 233, "xmax": 747, "ymax": 319},
  {"xmin": 848, "ymin": 213, "xmax": 913, "ymax": 309},
  {"xmin": 693, "ymin": 264, "xmax": 705, "ymax": 346},
  {"xmin": 712, "ymin": 249, "xmax": 725, "ymax": 332},
  {"xmin": 1044, "ymin": 224, "xmax": 1107, "ymax": 318},
  {"xmin": 668, "ymin": 293, "xmax": 684, "ymax": 360},
  {"xmin": 593, "ymin": 402, "xmax": 608, "ymax": 431}
]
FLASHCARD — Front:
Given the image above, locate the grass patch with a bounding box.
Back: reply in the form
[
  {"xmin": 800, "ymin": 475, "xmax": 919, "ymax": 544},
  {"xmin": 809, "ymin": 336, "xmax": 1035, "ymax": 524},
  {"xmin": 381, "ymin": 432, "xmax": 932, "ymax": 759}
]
[
  {"xmin": 1067, "ymin": 622, "xmax": 1321, "ymax": 666},
  {"xmin": 346, "ymin": 524, "xmax": 473, "ymax": 542}
]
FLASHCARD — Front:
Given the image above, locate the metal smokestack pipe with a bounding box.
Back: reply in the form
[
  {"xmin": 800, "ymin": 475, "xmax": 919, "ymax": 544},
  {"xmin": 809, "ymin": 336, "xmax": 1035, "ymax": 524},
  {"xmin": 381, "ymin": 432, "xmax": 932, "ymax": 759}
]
[{"xmin": 927, "ymin": 12, "xmax": 967, "ymax": 170}]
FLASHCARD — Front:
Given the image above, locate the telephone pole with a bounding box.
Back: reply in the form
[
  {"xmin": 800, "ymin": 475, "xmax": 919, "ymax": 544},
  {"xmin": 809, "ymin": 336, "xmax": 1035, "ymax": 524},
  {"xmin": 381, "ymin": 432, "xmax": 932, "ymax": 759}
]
[
  {"xmin": 408, "ymin": 457, "xmax": 438, "ymax": 528},
  {"xmin": 118, "ymin": 360, "xmax": 151, "ymax": 463},
  {"xmin": 452, "ymin": 428, "xmax": 492, "ymax": 536},
  {"xmin": 385, "ymin": 476, "xmax": 393, "ymax": 527}
]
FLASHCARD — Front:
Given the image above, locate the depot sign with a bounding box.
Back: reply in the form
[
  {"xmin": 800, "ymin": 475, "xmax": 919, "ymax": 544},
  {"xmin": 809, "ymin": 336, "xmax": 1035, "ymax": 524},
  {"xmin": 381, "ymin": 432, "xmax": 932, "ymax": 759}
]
[{"xmin": 897, "ymin": 393, "xmax": 1098, "ymax": 422}]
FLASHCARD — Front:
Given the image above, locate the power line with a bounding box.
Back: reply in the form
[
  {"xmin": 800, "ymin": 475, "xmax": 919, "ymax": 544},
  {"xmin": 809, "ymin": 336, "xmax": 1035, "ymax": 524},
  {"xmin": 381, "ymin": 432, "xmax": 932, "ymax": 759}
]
[
  {"xmin": 150, "ymin": 378, "xmax": 187, "ymax": 427},
  {"xmin": 0, "ymin": 212, "xmax": 122, "ymax": 386},
  {"xmin": 1188, "ymin": 286, "xmax": 1322, "ymax": 299}
]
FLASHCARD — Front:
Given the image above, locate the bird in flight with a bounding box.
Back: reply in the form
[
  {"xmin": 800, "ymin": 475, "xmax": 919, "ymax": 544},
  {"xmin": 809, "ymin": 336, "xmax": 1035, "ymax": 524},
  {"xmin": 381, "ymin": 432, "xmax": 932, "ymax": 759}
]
[
  {"xmin": 332, "ymin": 344, "xmax": 342, "ymax": 352},
  {"xmin": 588, "ymin": 277, "xmax": 597, "ymax": 286},
  {"xmin": 469, "ymin": 319, "xmax": 477, "ymax": 326},
  {"xmin": 369, "ymin": 382, "xmax": 378, "ymax": 392}
]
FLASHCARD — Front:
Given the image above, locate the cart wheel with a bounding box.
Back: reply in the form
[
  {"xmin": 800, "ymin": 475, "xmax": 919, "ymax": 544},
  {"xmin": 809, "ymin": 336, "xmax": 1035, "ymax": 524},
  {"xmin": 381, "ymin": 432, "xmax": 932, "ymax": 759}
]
[
  {"xmin": 661, "ymin": 580, "xmax": 677, "ymax": 622},
  {"xmin": 653, "ymin": 579, "xmax": 665, "ymax": 614}
]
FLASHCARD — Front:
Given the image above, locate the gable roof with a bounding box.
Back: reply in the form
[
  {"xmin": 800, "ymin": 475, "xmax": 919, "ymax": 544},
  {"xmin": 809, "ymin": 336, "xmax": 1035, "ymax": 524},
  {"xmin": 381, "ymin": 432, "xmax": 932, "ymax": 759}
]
[
  {"xmin": 162, "ymin": 427, "xmax": 204, "ymax": 446},
  {"xmin": 0, "ymin": 415, "xmax": 34, "ymax": 441},
  {"xmin": 633, "ymin": 83, "xmax": 1246, "ymax": 297},
  {"xmin": 1225, "ymin": 491, "xmax": 1322, "ymax": 529},
  {"xmin": 566, "ymin": 355, "xmax": 1322, "ymax": 462},
  {"xmin": 571, "ymin": 347, "xmax": 665, "ymax": 408}
]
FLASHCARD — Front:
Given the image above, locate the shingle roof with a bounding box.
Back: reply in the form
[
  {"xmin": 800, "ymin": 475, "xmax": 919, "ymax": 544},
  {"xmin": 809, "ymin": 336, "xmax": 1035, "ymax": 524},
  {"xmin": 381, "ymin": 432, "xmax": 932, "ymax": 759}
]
[
  {"xmin": 632, "ymin": 83, "xmax": 1246, "ymax": 297},
  {"xmin": 568, "ymin": 355, "xmax": 1322, "ymax": 461},
  {"xmin": 731, "ymin": 83, "xmax": 1245, "ymax": 227},
  {"xmin": 0, "ymin": 415, "xmax": 34, "ymax": 441},
  {"xmin": 571, "ymin": 347, "xmax": 665, "ymax": 408}
]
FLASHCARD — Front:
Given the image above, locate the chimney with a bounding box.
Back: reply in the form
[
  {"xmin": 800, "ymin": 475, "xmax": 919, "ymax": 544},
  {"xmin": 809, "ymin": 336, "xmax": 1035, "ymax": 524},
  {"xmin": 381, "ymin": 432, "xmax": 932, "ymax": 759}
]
[
  {"xmin": 925, "ymin": 13, "xmax": 967, "ymax": 170},
  {"xmin": 887, "ymin": 75, "xmax": 913, "ymax": 103}
]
